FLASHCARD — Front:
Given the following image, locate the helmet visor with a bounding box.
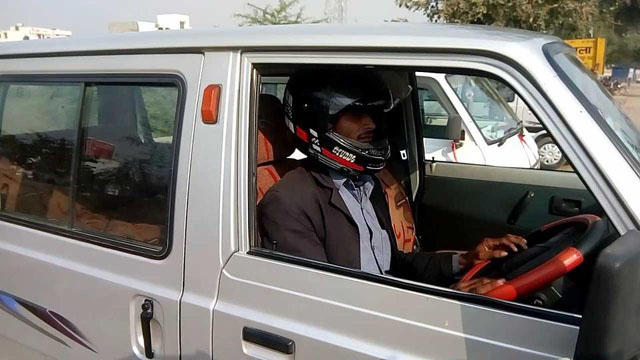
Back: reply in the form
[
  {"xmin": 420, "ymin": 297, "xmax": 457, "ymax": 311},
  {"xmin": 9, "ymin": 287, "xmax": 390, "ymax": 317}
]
[{"xmin": 326, "ymin": 87, "xmax": 394, "ymax": 115}]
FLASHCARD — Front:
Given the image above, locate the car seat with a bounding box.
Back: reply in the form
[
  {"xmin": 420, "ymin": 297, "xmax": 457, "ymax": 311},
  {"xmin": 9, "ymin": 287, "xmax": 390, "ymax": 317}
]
[{"xmin": 256, "ymin": 94, "xmax": 300, "ymax": 202}]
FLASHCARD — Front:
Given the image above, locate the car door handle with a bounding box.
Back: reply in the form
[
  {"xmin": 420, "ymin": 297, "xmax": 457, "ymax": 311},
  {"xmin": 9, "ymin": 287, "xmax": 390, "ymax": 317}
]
[
  {"xmin": 140, "ymin": 299, "xmax": 154, "ymax": 359},
  {"xmin": 550, "ymin": 196, "xmax": 582, "ymax": 216},
  {"xmin": 242, "ymin": 327, "xmax": 295, "ymax": 355},
  {"xmin": 508, "ymin": 190, "xmax": 535, "ymax": 225}
]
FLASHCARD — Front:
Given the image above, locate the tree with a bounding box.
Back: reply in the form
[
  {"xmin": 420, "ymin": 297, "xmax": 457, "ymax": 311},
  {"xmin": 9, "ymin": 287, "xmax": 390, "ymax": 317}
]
[
  {"xmin": 396, "ymin": 0, "xmax": 598, "ymax": 38},
  {"xmin": 235, "ymin": 0, "xmax": 322, "ymax": 26},
  {"xmin": 599, "ymin": 0, "xmax": 640, "ymax": 35}
]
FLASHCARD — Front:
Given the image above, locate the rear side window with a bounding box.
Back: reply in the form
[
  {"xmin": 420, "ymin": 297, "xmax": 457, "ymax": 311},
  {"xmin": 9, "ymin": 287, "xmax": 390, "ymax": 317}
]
[
  {"xmin": 0, "ymin": 78, "xmax": 181, "ymax": 255},
  {"xmin": 0, "ymin": 83, "xmax": 82, "ymax": 226}
]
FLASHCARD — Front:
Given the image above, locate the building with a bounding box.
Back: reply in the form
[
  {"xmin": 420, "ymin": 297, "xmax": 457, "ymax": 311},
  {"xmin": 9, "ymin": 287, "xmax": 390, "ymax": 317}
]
[
  {"xmin": 108, "ymin": 21, "xmax": 158, "ymax": 33},
  {"xmin": 156, "ymin": 14, "xmax": 190, "ymax": 30},
  {"xmin": 109, "ymin": 14, "xmax": 191, "ymax": 33},
  {"xmin": 0, "ymin": 23, "xmax": 71, "ymax": 42}
]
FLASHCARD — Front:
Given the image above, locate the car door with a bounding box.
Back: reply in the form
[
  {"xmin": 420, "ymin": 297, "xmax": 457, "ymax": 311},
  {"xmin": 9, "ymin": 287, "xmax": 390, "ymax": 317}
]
[
  {"xmin": 209, "ymin": 52, "xmax": 595, "ymax": 359},
  {"xmin": 418, "ymin": 162, "xmax": 604, "ymax": 252},
  {"xmin": 0, "ymin": 54, "xmax": 201, "ymax": 359},
  {"xmin": 415, "ymin": 73, "xmax": 600, "ymax": 251}
]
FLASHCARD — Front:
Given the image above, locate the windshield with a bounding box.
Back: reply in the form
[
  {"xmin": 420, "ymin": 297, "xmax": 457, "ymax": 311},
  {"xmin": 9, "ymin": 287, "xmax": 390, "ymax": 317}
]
[
  {"xmin": 544, "ymin": 42, "xmax": 640, "ymax": 168},
  {"xmin": 446, "ymin": 74, "xmax": 520, "ymax": 144}
]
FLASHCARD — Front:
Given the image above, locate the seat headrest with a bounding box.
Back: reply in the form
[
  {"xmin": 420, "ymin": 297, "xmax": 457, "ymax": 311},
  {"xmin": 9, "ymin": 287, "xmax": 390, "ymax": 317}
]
[{"xmin": 257, "ymin": 94, "xmax": 295, "ymax": 165}]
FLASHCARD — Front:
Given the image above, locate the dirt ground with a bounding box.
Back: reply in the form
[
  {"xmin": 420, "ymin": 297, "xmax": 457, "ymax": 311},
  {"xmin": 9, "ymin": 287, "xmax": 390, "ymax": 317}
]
[
  {"xmin": 614, "ymin": 82, "xmax": 640, "ymax": 126},
  {"xmin": 554, "ymin": 83, "xmax": 639, "ymax": 172}
]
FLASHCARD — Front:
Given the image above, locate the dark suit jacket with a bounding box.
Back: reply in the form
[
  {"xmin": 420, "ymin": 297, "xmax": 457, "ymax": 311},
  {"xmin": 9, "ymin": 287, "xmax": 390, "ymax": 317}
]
[{"xmin": 258, "ymin": 161, "xmax": 456, "ymax": 286}]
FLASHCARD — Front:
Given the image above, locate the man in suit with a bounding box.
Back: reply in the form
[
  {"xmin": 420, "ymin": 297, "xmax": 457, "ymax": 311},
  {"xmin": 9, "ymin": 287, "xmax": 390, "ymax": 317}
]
[{"xmin": 258, "ymin": 69, "xmax": 526, "ymax": 294}]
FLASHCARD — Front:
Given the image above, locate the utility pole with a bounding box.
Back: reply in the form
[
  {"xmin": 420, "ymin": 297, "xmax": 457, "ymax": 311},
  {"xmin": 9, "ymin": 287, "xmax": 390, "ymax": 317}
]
[{"xmin": 324, "ymin": 0, "xmax": 347, "ymax": 24}]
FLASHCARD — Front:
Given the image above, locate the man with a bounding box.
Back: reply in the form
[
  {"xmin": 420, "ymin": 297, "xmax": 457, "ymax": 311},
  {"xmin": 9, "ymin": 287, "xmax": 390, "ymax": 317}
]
[{"xmin": 258, "ymin": 69, "xmax": 526, "ymax": 294}]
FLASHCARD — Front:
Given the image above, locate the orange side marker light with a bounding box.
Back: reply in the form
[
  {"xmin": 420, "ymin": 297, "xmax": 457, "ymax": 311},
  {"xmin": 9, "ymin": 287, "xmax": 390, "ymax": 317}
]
[{"xmin": 201, "ymin": 84, "xmax": 222, "ymax": 124}]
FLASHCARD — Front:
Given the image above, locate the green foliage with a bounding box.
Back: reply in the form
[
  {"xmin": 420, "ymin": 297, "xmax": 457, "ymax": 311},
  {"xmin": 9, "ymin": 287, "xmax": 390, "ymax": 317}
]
[
  {"xmin": 396, "ymin": 0, "xmax": 597, "ymax": 38},
  {"xmin": 592, "ymin": 1, "xmax": 640, "ymax": 64},
  {"xmin": 600, "ymin": 0, "xmax": 640, "ymax": 35},
  {"xmin": 235, "ymin": 0, "xmax": 323, "ymax": 26},
  {"xmin": 396, "ymin": 0, "xmax": 640, "ymax": 65},
  {"xmin": 396, "ymin": 0, "xmax": 442, "ymax": 20},
  {"xmin": 141, "ymin": 87, "xmax": 177, "ymax": 138}
]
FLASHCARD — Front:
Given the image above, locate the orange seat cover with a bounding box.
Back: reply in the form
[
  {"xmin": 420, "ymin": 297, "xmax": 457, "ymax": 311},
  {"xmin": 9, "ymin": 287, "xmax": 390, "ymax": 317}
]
[
  {"xmin": 256, "ymin": 94, "xmax": 299, "ymax": 202},
  {"xmin": 376, "ymin": 167, "xmax": 416, "ymax": 253}
]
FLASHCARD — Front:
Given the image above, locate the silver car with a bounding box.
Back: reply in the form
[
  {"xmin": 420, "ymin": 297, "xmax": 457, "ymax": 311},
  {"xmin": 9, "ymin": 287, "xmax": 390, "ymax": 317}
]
[{"xmin": 0, "ymin": 23, "xmax": 639, "ymax": 359}]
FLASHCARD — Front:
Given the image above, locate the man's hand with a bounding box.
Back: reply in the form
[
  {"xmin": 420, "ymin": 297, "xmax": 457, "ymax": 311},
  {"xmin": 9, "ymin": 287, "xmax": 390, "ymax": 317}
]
[
  {"xmin": 459, "ymin": 234, "xmax": 527, "ymax": 270},
  {"xmin": 451, "ymin": 277, "xmax": 506, "ymax": 295}
]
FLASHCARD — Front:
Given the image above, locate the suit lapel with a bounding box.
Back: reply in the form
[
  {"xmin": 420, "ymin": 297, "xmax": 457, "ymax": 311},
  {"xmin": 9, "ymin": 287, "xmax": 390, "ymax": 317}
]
[{"xmin": 308, "ymin": 168, "xmax": 354, "ymax": 221}]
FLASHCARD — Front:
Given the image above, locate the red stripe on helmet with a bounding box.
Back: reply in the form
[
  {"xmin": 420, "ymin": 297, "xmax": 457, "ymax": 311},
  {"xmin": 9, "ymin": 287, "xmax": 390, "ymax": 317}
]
[
  {"xmin": 321, "ymin": 148, "xmax": 364, "ymax": 171},
  {"xmin": 296, "ymin": 127, "xmax": 309, "ymax": 142}
]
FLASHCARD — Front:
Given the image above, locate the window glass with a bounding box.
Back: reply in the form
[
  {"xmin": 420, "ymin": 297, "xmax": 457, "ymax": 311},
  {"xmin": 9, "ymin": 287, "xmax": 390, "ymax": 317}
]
[
  {"xmin": 545, "ymin": 42, "xmax": 640, "ymax": 169},
  {"xmin": 416, "ymin": 75, "xmax": 457, "ymax": 140},
  {"xmin": 75, "ymin": 83, "xmax": 178, "ymax": 247},
  {"xmin": 446, "ymin": 74, "xmax": 520, "ymax": 144},
  {"xmin": 1, "ymin": 83, "xmax": 82, "ymax": 135},
  {"xmin": 141, "ymin": 86, "xmax": 178, "ymax": 142},
  {"xmin": 0, "ymin": 82, "xmax": 82, "ymax": 225},
  {"xmin": 260, "ymin": 77, "xmax": 288, "ymax": 101}
]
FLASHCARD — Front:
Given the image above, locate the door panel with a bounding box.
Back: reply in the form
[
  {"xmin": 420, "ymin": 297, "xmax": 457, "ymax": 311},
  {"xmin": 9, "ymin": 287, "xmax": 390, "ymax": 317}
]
[
  {"xmin": 419, "ymin": 161, "xmax": 603, "ymax": 251},
  {"xmin": 0, "ymin": 54, "xmax": 202, "ymax": 359},
  {"xmin": 213, "ymin": 254, "xmax": 579, "ymax": 359}
]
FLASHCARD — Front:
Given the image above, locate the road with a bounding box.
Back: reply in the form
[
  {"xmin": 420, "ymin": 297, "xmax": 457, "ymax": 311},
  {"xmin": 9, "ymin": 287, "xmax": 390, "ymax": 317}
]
[{"xmin": 615, "ymin": 82, "xmax": 640, "ymax": 126}]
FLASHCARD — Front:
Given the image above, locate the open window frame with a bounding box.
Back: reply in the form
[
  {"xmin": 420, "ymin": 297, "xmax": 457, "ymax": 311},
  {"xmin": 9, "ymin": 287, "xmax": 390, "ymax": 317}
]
[{"xmin": 240, "ymin": 51, "xmax": 633, "ymax": 326}]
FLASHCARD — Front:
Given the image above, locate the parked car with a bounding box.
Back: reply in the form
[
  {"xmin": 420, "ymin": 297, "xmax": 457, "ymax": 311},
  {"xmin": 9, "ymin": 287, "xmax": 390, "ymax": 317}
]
[
  {"xmin": 0, "ymin": 24, "xmax": 639, "ymax": 360},
  {"xmin": 493, "ymin": 82, "xmax": 568, "ymax": 170},
  {"xmin": 417, "ymin": 72, "xmax": 539, "ymax": 168}
]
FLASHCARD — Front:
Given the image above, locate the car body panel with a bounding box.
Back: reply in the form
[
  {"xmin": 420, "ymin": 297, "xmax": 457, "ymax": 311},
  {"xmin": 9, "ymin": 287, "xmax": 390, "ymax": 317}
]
[{"xmin": 0, "ymin": 53, "xmax": 202, "ymax": 358}]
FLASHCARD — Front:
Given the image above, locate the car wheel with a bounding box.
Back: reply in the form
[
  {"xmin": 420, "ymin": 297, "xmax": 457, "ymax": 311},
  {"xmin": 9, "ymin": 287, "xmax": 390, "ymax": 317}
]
[{"xmin": 537, "ymin": 136, "xmax": 566, "ymax": 170}]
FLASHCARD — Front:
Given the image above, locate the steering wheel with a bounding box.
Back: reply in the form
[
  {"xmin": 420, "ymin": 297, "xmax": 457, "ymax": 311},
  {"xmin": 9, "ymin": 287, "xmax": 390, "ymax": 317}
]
[{"xmin": 461, "ymin": 214, "xmax": 607, "ymax": 301}]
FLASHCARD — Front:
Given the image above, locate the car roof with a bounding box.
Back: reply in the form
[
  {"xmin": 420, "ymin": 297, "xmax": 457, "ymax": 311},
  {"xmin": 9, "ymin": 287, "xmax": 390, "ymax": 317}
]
[{"xmin": 0, "ymin": 23, "xmax": 560, "ymax": 58}]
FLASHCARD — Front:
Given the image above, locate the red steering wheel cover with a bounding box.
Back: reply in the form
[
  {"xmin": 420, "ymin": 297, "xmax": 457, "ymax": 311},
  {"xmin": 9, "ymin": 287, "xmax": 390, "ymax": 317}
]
[
  {"xmin": 460, "ymin": 260, "xmax": 489, "ymax": 282},
  {"xmin": 461, "ymin": 214, "xmax": 599, "ymax": 301},
  {"xmin": 485, "ymin": 247, "xmax": 583, "ymax": 300}
]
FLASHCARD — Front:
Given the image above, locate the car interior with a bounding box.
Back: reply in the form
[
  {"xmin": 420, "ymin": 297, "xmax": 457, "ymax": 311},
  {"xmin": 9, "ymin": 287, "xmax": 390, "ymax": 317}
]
[{"xmin": 254, "ymin": 64, "xmax": 621, "ymax": 316}]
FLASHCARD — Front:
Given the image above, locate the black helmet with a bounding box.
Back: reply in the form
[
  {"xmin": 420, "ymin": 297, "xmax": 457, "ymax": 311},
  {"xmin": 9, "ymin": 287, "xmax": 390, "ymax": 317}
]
[{"xmin": 283, "ymin": 69, "xmax": 394, "ymax": 175}]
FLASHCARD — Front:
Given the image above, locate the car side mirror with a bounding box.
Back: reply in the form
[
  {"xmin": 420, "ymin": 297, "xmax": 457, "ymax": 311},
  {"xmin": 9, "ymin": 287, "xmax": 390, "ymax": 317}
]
[
  {"xmin": 447, "ymin": 114, "xmax": 463, "ymax": 142},
  {"xmin": 574, "ymin": 230, "xmax": 640, "ymax": 359}
]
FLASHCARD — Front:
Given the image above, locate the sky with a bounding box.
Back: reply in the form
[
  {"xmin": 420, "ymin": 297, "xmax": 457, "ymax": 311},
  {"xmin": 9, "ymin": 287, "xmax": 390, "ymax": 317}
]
[{"xmin": 0, "ymin": 0, "xmax": 429, "ymax": 36}]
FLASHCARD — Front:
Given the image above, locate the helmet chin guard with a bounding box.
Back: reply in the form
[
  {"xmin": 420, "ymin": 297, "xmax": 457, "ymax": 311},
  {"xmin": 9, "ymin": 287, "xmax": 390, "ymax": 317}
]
[{"xmin": 283, "ymin": 69, "xmax": 396, "ymax": 175}]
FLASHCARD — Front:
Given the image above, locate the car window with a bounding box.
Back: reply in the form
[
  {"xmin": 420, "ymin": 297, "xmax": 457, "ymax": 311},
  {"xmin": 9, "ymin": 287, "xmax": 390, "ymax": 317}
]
[
  {"xmin": 416, "ymin": 75, "xmax": 457, "ymax": 140},
  {"xmin": 141, "ymin": 86, "xmax": 178, "ymax": 142},
  {"xmin": 249, "ymin": 65, "xmax": 613, "ymax": 326},
  {"xmin": 0, "ymin": 82, "xmax": 82, "ymax": 226},
  {"xmin": 0, "ymin": 80, "xmax": 180, "ymax": 252},
  {"xmin": 1, "ymin": 83, "xmax": 83, "ymax": 135},
  {"xmin": 446, "ymin": 74, "xmax": 520, "ymax": 144},
  {"xmin": 75, "ymin": 83, "xmax": 178, "ymax": 247},
  {"xmin": 545, "ymin": 42, "xmax": 640, "ymax": 172}
]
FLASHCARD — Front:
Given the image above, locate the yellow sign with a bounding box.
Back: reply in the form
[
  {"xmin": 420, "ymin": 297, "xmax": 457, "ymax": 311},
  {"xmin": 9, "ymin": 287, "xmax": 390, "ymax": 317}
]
[{"xmin": 565, "ymin": 38, "xmax": 607, "ymax": 75}]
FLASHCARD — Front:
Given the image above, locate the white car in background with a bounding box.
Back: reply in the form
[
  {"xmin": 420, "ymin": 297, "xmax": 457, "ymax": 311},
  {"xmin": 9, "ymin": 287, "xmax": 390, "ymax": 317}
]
[
  {"xmin": 494, "ymin": 81, "xmax": 567, "ymax": 169},
  {"xmin": 417, "ymin": 72, "xmax": 540, "ymax": 168}
]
